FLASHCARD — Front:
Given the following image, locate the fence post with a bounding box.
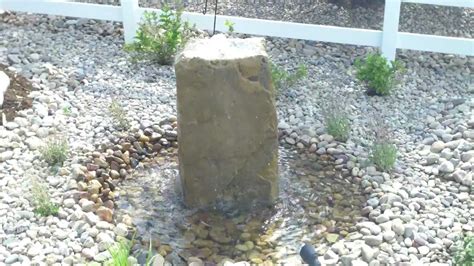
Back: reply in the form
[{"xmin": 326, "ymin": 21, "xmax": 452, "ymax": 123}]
[
  {"xmin": 120, "ymin": 0, "xmax": 139, "ymax": 44},
  {"xmin": 381, "ymin": 0, "xmax": 402, "ymax": 61}
]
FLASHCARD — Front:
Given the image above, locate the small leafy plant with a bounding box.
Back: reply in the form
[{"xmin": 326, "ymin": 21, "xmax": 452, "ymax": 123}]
[
  {"xmin": 453, "ymin": 235, "xmax": 474, "ymax": 266},
  {"xmin": 224, "ymin": 20, "xmax": 235, "ymax": 33},
  {"xmin": 30, "ymin": 176, "xmax": 59, "ymax": 216},
  {"xmin": 369, "ymin": 118, "xmax": 397, "ymax": 171},
  {"xmin": 109, "ymin": 100, "xmax": 130, "ymax": 130},
  {"xmin": 40, "ymin": 138, "xmax": 69, "ymax": 166},
  {"xmin": 355, "ymin": 52, "xmax": 403, "ymax": 96},
  {"xmin": 62, "ymin": 106, "xmax": 72, "ymax": 116},
  {"xmin": 271, "ymin": 63, "xmax": 308, "ymax": 93},
  {"xmin": 124, "ymin": 6, "xmax": 193, "ymax": 65}
]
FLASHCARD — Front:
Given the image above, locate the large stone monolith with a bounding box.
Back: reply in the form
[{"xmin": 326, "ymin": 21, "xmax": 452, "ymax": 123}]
[{"xmin": 175, "ymin": 35, "xmax": 278, "ymax": 209}]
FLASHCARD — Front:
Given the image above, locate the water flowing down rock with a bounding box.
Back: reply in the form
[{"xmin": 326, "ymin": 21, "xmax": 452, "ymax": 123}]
[
  {"xmin": 0, "ymin": 70, "xmax": 10, "ymax": 107},
  {"xmin": 175, "ymin": 35, "xmax": 278, "ymax": 209}
]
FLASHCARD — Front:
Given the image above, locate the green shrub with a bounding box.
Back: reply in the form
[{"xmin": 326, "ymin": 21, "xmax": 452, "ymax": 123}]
[
  {"xmin": 109, "ymin": 100, "xmax": 130, "ymax": 130},
  {"xmin": 370, "ymin": 142, "xmax": 397, "ymax": 171},
  {"xmin": 454, "ymin": 235, "xmax": 474, "ymax": 266},
  {"xmin": 30, "ymin": 176, "xmax": 59, "ymax": 217},
  {"xmin": 271, "ymin": 63, "xmax": 307, "ymax": 93},
  {"xmin": 40, "ymin": 138, "xmax": 68, "ymax": 166},
  {"xmin": 224, "ymin": 20, "xmax": 235, "ymax": 33},
  {"xmin": 355, "ymin": 53, "xmax": 403, "ymax": 96},
  {"xmin": 124, "ymin": 6, "xmax": 193, "ymax": 65},
  {"xmin": 325, "ymin": 113, "xmax": 351, "ymax": 142}
]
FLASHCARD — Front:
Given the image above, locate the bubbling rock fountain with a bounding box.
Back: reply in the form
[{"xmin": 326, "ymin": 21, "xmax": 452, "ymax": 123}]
[{"xmin": 175, "ymin": 35, "xmax": 279, "ymax": 209}]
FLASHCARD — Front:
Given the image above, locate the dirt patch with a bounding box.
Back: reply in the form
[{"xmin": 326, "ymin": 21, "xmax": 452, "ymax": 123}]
[{"xmin": 0, "ymin": 64, "xmax": 34, "ymax": 125}]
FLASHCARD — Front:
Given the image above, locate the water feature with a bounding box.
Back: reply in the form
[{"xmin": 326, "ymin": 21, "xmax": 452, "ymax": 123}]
[{"xmin": 115, "ymin": 148, "xmax": 366, "ymax": 265}]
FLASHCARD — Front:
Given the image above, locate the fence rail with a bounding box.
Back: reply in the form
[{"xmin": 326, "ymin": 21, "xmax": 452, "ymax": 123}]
[{"xmin": 0, "ymin": 0, "xmax": 473, "ymax": 60}]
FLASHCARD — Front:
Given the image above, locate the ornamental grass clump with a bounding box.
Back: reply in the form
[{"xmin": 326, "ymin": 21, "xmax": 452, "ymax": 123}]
[
  {"xmin": 124, "ymin": 6, "xmax": 193, "ymax": 65},
  {"xmin": 322, "ymin": 96, "xmax": 351, "ymax": 142},
  {"xmin": 453, "ymin": 235, "xmax": 474, "ymax": 266},
  {"xmin": 106, "ymin": 236, "xmax": 157, "ymax": 266},
  {"xmin": 109, "ymin": 100, "xmax": 130, "ymax": 130},
  {"xmin": 40, "ymin": 137, "xmax": 69, "ymax": 167},
  {"xmin": 355, "ymin": 52, "xmax": 403, "ymax": 96},
  {"xmin": 369, "ymin": 119, "xmax": 397, "ymax": 172},
  {"xmin": 106, "ymin": 237, "xmax": 132, "ymax": 266},
  {"xmin": 271, "ymin": 63, "xmax": 307, "ymax": 93},
  {"xmin": 325, "ymin": 113, "xmax": 351, "ymax": 142},
  {"xmin": 30, "ymin": 176, "xmax": 59, "ymax": 217}
]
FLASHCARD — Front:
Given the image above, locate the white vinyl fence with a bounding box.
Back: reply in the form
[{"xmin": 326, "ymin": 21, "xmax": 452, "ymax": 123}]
[{"xmin": 0, "ymin": 0, "xmax": 473, "ymax": 60}]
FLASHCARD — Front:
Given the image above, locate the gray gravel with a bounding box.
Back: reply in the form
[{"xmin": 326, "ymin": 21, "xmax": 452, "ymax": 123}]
[{"xmin": 0, "ymin": 8, "xmax": 473, "ymax": 265}]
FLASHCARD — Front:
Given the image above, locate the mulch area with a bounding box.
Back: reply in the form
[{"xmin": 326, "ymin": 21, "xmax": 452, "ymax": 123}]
[{"xmin": 0, "ymin": 64, "xmax": 34, "ymax": 125}]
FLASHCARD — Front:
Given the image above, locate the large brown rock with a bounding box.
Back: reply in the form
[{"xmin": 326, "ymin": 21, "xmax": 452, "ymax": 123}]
[{"xmin": 175, "ymin": 35, "xmax": 278, "ymax": 209}]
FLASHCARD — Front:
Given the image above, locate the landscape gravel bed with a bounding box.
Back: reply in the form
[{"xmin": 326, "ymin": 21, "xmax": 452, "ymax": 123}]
[{"xmin": 0, "ymin": 10, "xmax": 472, "ymax": 266}]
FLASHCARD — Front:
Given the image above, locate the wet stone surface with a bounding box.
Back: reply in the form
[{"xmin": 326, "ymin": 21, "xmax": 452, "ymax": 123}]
[{"xmin": 115, "ymin": 148, "xmax": 366, "ymax": 264}]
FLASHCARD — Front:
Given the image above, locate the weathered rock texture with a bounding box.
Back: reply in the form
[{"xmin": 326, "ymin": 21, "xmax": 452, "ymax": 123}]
[{"xmin": 175, "ymin": 35, "xmax": 278, "ymax": 209}]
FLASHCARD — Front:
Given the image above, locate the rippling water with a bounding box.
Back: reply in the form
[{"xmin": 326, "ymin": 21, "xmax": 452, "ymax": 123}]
[{"xmin": 115, "ymin": 148, "xmax": 365, "ymax": 264}]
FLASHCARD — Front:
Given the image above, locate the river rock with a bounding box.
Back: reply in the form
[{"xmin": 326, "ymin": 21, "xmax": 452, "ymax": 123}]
[
  {"xmin": 438, "ymin": 161, "xmax": 454, "ymax": 173},
  {"xmin": 175, "ymin": 35, "xmax": 278, "ymax": 208}
]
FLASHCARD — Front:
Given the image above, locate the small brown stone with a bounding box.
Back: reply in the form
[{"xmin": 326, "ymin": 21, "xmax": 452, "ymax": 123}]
[
  {"xmin": 102, "ymin": 188, "xmax": 110, "ymax": 197},
  {"xmin": 95, "ymin": 197, "xmax": 103, "ymax": 206},
  {"xmin": 121, "ymin": 142, "xmax": 132, "ymax": 151},
  {"xmin": 85, "ymin": 171, "xmax": 96, "ymax": 182},
  {"xmin": 87, "ymin": 163, "xmax": 99, "ymax": 171},
  {"xmin": 90, "ymin": 193, "xmax": 99, "ymax": 202},
  {"xmin": 122, "ymin": 151, "xmax": 130, "ymax": 164},
  {"xmin": 73, "ymin": 191, "xmax": 89, "ymax": 201},
  {"xmin": 77, "ymin": 181, "xmax": 88, "ymax": 191},
  {"xmin": 110, "ymin": 170, "xmax": 120, "ymax": 179},
  {"xmin": 110, "ymin": 161, "xmax": 120, "ymax": 171},
  {"xmin": 97, "ymin": 206, "xmax": 113, "ymax": 222},
  {"xmin": 94, "ymin": 157, "xmax": 109, "ymax": 169},
  {"xmin": 152, "ymin": 143, "xmax": 162, "ymax": 152},
  {"xmin": 113, "ymin": 150, "xmax": 123, "ymax": 158},
  {"xmin": 103, "ymin": 200, "xmax": 114, "ymax": 209},
  {"xmin": 88, "ymin": 179, "xmax": 102, "ymax": 194},
  {"xmin": 157, "ymin": 244, "xmax": 172, "ymax": 256},
  {"xmin": 139, "ymin": 134, "xmax": 150, "ymax": 143},
  {"xmin": 111, "ymin": 155, "xmax": 124, "ymax": 164}
]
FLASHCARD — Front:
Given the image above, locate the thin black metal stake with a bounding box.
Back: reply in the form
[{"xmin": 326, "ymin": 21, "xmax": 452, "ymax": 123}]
[
  {"xmin": 212, "ymin": 0, "xmax": 218, "ymax": 35},
  {"xmin": 204, "ymin": 0, "xmax": 208, "ymax": 14}
]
